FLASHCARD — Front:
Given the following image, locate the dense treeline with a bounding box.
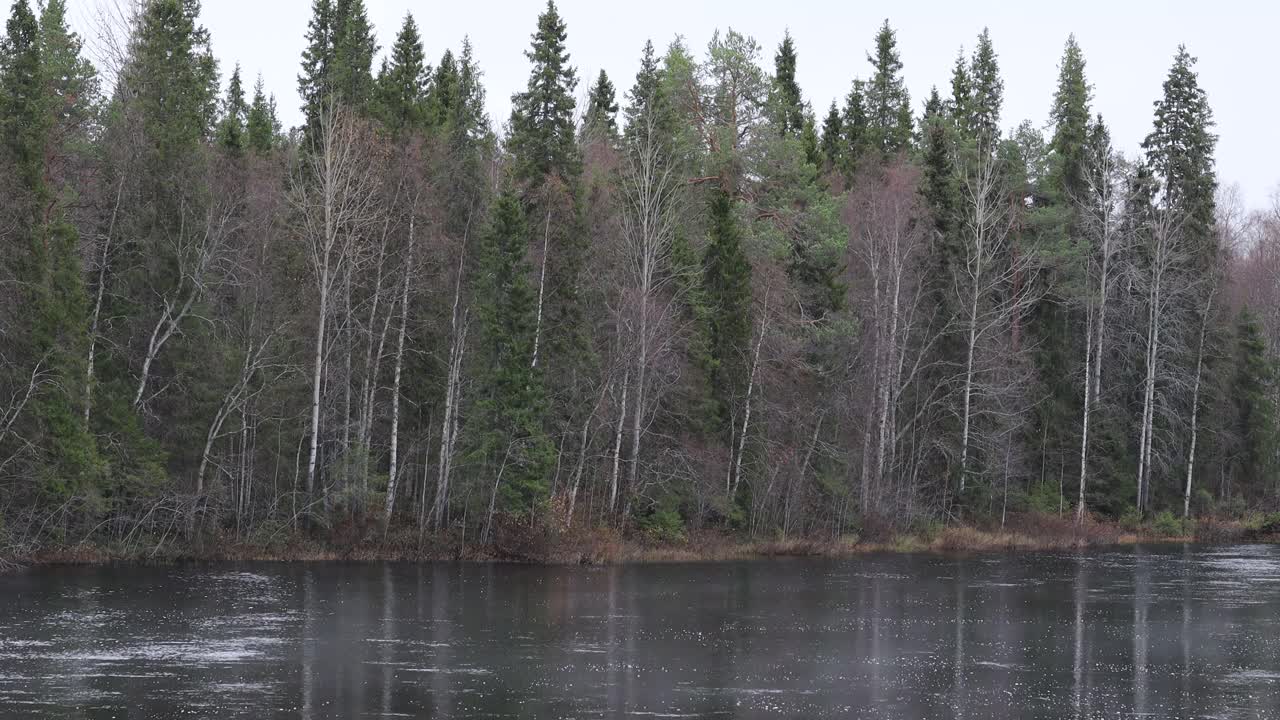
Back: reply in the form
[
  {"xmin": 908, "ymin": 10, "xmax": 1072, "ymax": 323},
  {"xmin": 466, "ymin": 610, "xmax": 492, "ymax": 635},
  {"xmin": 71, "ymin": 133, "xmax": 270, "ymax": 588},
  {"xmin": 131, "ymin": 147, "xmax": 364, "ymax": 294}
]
[{"xmin": 1, "ymin": 0, "xmax": 1277, "ymax": 553}]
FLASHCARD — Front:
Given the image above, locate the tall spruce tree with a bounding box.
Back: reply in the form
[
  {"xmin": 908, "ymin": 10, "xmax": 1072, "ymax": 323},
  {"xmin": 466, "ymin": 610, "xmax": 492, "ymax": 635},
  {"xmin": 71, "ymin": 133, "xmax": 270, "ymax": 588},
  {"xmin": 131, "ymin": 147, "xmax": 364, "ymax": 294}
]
[
  {"xmin": 508, "ymin": 0, "xmax": 579, "ymax": 184},
  {"xmin": 1229, "ymin": 309, "xmax": 1278, "ymax": 498},
  {"xmin": 839, "ymin": 80, "xmax": 868, "ymax": 176},
  {"xmin": 703, "ymin": 187, "xmax": 753, "ymax": 432},
  {"xmin": 967, "ymin": 28, "xmax": 1002, "ymax": 145},
  {"xmin": 1048, "ymin": 35, "xmax": 1091, "ymax": 201},
  {"xmin": 471, "ymin": 190, "xmax": 554, "ymax": 514},
  {"xmin": 374, "ymin": 13, "xmax": 428, "ymax": 135},
  {"xmin": 864, "ymin": 20, "xmax": 912, "ymax": 157},
  {"xmin": 773, "ymin": 30, "xmax": 804, "ymax": 137},
  {"xmin": 0, "ymin": 0, "xmax": 96, "ymax": 495},
  {"xmin": 1142, "ymin": 45, "xmax": 1217, "ymax": 264},
  {"xmin": 216, "ymin": 63, "xmax": 246, "ymax": 152},
  {"xmin": 245, "ymin": 75, "xmax": 276, "ymax": 154},
  {"xmin": 582, "ymin": 69, "xmax": 618, "ymax": 140},
  {"xmin": 819, "ymin": 100, "xmax": 842, "ymax": 172}
]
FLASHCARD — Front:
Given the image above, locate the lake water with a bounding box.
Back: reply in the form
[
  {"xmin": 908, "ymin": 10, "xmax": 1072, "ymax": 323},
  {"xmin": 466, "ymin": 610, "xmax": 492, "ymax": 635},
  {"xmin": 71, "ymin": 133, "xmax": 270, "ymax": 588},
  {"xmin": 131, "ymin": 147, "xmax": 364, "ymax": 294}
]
[{"xmin": 1, "ymin": 545, "xmax": 1278, "ymax": 718}]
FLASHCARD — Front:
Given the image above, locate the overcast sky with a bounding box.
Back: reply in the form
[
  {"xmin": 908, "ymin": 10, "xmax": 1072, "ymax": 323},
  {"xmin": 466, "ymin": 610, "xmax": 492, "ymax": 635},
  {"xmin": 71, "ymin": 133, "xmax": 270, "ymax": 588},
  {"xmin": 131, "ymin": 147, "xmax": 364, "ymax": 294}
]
[{"xmin": 71, "ymin": 0, "xmax": 1277, "ymax": 209}]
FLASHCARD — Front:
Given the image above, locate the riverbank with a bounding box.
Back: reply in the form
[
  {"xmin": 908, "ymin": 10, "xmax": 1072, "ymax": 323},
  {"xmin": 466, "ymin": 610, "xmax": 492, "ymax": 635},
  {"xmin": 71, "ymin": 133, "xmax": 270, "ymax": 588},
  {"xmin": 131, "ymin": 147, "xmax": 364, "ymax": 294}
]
[{"xmin": 7, "ymin": 511, "xmax": 1278, "ymax": 570}]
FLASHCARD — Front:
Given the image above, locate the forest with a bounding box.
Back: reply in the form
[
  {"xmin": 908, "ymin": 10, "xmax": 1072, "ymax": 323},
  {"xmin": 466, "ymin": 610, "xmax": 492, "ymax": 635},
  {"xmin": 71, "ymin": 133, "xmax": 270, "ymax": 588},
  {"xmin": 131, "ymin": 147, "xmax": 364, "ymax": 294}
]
[{"xmin": 1, "ymin": 0, "xmax": 1277, "ymax": 559}]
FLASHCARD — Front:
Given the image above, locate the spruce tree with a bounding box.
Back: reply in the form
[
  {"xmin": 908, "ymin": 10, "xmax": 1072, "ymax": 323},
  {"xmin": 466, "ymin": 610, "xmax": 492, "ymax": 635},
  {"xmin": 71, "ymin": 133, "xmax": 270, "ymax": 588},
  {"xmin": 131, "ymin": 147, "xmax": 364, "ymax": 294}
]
[
  {"xmin": 216, "ymin": 63, "xmax": 246, "ymax": 152},
  {"xmin": 703, "ymin": 187, "xmax": 753, "ymax": 432},
  {"xmin": 948, "ymin": 49, "xmax": 972, "ymax": 129},
  {"xmin": 245, "ymin": 75, "xmax": 276, "ymax": 154},
  {"xmin": 330, "ymin": 0, "xmax": 376, "ymax": 109},
  {"xmin": 297, "ymin": 0, "xmax": 335, "ymax": 139},
  {"xmin": 472, "ymin": 190, "xmax": 554, "ymax": 514},
  {"xmin": 839, "ymin": 80, "xmax": 868, "ymax": 176},
  {"xmin": 863, "ymin": 20, "xmax": 912, "ymax": 157},
  {"xmin": 0, "ymin": 0, "xmax": 96, "ymax": 495},
  {"xmin": 1142, "ymin": 45, "xmax": 1217, "ymax": 264},
  {"xmin": 773, "ymin": 30, "xmax": 804, "ymax": 137},
  {"xmin": 374, "ymin": 13, "xmax": 427, "ymax": 135},
  {"xmin": 508, "ymin": 0, "xmax": 579, "ymax": 184},
  {"xmin": 968, "ymin": 28, "xmax": 1003, "ymax": 145},
  {"xmin": 819, "ymin": 100, "xmax": 842, "ymax": 172},
  {"xmin": 582, "ymin": 69, "xmax": 618, "ymax": 140},
  {"xmin": 1230, "ymin": 309, "xmax": 1278, "ymax": 497},
  {"xmin": 1048, "ymin": 35, "xmax": 1091, "ymax": 200}
]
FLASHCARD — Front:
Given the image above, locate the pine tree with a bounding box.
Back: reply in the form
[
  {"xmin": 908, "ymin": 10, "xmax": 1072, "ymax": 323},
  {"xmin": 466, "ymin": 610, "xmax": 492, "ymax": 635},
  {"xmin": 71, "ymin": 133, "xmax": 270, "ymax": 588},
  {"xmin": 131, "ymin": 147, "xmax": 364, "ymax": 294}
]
[
  {"xmin": 1048, "ymin": 35, "xmax": 1091, "ymax": 201},
  {"xmin": 472, "ymin": 190, "xmax": 554, "ymax": 514},
  {"xmin": 216, "ymin": 63, "xmax": 246, "ymax": 152},
  {"xmin": 582, "ymin": 69, "xmax": 618, "ymax": 140},
  {"xmin": 374, "ymin": 13, "xmax": 427, "ymax": 135},
  {"xmin": 703, "ymin": 187, "xmax": 753, "ymax": 431},
  {"xmin": 773, "ymin": 30, "xmax": 804, "ymax": 137},
  {"xmin": 128, "ymin": 0, "xmax": 218, "ymax": 161},
  {"xmin": 36, "ymin": 0, "xmax": 96, "ymax": 167},
  {"xmin": 864, "ymin": 20, "xmax": 912, "ymax": 157},
  {"xmin": 1142, "ymin": 45, "xmax": 1217, "ymax": 264},
  {"xmin": 968, "ymin": 28, "xmax": 1002, "ymax": 145},
  {"xmin": 508, "ymin": 0, "xmax": 579, "ymax": 185},
  {"xmin": 245, "ymin": 75, "xmax": 276, "ymax": 154}
]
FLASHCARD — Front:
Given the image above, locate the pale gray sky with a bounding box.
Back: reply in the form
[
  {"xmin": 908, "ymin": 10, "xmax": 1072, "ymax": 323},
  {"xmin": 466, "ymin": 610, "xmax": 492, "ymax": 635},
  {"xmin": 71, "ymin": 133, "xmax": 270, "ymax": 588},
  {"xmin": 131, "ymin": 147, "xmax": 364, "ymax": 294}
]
[{"xmin": 72, "ymin": 0, "xmax": 1276, "ymax": 209}]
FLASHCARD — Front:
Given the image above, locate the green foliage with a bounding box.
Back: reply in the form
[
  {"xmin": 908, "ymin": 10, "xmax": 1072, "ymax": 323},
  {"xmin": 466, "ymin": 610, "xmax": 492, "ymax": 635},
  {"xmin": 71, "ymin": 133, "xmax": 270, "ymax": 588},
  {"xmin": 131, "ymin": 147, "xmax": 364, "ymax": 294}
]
[
  {"xmin": 863, "ymin": 20, "xmax": 912, "ymax": 157},
  {"xmin": 245, "ymin": 75, "xmax": 278, "ymax": 154},
  {"xmin": 1151, "ymin": 510, "xmax": 1189, "ymax": 537},
  {"xmin": 702, "ymin": 188, "xmax": 753, "ymax": 432},
  {"xmin": 772, "ymin": 31, "xmax": 804, "ymax": 137},
  {"xmin": 582, "ymin": 69, "xmax": 618, "ymax": 140},
  {"xmin": 373, "ymin": 14, "xmax": 428, "ymax": 135},
  {"xmin": 470, "ymin": 191, "xmax": 555, "ymax": 514},
  {"xmin": 507, "ymin": 0, "xmax": 579, "ymax": 185},
  {"xmin": 216, "ymin": 64, "xmax": 247, "ymax": 152}
]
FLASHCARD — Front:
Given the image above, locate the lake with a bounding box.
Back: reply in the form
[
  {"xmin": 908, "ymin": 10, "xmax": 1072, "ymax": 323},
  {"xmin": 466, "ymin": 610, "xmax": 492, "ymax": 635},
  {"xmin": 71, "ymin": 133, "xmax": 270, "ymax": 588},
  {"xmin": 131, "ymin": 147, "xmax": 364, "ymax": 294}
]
[{"xmin": 1, "ymin": 545, "xmax": 1278, "ymax": 718}]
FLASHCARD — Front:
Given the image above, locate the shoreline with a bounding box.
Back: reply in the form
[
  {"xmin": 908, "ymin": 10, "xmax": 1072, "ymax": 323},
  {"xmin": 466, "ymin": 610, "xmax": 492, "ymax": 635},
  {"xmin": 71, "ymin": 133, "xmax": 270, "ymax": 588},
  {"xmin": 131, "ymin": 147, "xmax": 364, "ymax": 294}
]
[{"xmin": 7, "ymin": 514, "xmax": 1277, "ymax": 570}]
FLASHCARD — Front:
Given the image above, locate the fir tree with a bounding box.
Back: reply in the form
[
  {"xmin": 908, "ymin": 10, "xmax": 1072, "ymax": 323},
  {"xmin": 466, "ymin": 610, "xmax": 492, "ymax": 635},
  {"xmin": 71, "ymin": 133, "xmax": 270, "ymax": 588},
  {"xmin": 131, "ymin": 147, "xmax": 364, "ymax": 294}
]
[
  {"xmin": 582, "ymin": 68, "xmax": 618, "ymax": 140},
  {"xmin": 864, "ymin": 20, "xmax": 912, "ymax": 157},
  {"xmin": 773, "ymin": 30, "xmax": 804, "ymax": 137}
]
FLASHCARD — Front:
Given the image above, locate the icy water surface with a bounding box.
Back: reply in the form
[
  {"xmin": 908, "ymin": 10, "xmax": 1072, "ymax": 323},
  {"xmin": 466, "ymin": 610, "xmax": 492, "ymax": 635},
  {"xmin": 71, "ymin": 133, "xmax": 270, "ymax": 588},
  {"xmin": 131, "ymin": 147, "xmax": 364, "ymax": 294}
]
[{"xmin": 1, "ymin": 545, "xmax": 1279, "ymax": 718}]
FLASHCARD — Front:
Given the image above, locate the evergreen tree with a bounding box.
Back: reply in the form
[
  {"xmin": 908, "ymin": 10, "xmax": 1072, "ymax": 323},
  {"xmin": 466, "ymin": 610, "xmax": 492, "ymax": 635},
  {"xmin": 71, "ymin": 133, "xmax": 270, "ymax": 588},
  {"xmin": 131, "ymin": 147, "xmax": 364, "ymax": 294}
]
[
  {"xmin": 863, "ymin": 20, "xmax": 912, "ymax": 157},
  {"xmin": 426, "ymin": 48, "xmax": 458, "ymax": 128},
  {"xmin": 773, "ymin": 30, "xmax": 804, "ymax": 137},
  {"xmin": 245, "ymin": 75, "xmax": 276, "ymax": 154},
  {"xmin": 471, "ymin": 190, "xmax": 554, "ymax": 514},
  {"xmin": 36, "ymin": 0, "xmax": 96, "ymax": 166},
  {"xmin": 0, "ymin": 0, "xmax": 96, "ymax": 495},
  {"xmin": 968, "ymin": 28, "xmax": 1002, "ymax": 145},
  {"xmin": 508, "ymin": 0, "xmax": 579, "ymax": 184},
  {"xmin": 839, "ymin": 80, "xmax": 867, "ymax": 176},
  {"xmin": 1229, "ymin": 308, "xmax": 1278, "ymax": 498},
  {"xmin": 1142, "ymin": 45, "xmax": 1217, "ymax": 264},
  {"xmin": 374, "ymin": 13, "xmax": 427, "ymax": 135},
  {"xmin": 948, "ymin": 48, "xmax": 972, "ymax": 129},
  {"xmin": 1048, "ymin": 34, "xmax": 1091, "ymax": 200},
  {"xmin": 216, "ymin": 63, "xmax": 246, "ymax": 152},
  {"xmin": 297, "ymin": 0, "xmax": 335, "ymax": 138},
  {"xmin": 919, "ymin": 86, "xmax": 961, "ymax": 317},
  {"xmin": 582, "ymin": 68, "xmax": 618, "ymax": 140},
  {"xmin": 818, "ymin": 100, "xmax": 842, "ymax": 172},
  {"xmin": 703, "ymin": 187, "xmax": 753, "ymax": 431},
  {"xmin": 330, "ymin": 0, "xmax": 376, "ymax": 109},
  {"xmin": 128, "ymin": 0, "xmax": 218, "ymax": 160}
]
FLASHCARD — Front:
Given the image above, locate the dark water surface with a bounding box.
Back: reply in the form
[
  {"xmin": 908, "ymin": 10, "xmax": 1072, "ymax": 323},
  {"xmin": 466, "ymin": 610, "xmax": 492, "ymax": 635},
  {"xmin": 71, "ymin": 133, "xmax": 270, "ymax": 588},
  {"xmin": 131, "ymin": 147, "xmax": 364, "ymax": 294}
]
[{"xmin": 1, "ymin": 545, "xmax": 1278, "ymax": 719}]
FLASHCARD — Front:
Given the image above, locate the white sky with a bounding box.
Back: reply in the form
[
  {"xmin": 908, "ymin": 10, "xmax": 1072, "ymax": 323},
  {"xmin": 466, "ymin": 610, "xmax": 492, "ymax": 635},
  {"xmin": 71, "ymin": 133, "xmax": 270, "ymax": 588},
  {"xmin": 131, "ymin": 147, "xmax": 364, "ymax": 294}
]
[{"xmin": 71, "ymin": 0, "xmax": 1277, "ymax": 209}]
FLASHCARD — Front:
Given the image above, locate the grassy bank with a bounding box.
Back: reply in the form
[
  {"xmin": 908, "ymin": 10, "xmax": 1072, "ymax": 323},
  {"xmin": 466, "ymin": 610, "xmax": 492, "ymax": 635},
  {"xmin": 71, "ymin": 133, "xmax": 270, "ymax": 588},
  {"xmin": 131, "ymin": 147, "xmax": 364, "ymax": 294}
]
[{"xmin": 6, "ymin": 511, "xmax": 1278, "ymax": 570}]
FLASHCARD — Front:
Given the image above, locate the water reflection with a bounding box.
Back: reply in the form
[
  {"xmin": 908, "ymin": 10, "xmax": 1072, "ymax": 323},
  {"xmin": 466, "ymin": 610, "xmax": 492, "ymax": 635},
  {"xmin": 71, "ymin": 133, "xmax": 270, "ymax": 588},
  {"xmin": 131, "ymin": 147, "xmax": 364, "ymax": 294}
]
[{"xmin": 1, "ymin": 545, "xmax": 1279, "ymax": 718}]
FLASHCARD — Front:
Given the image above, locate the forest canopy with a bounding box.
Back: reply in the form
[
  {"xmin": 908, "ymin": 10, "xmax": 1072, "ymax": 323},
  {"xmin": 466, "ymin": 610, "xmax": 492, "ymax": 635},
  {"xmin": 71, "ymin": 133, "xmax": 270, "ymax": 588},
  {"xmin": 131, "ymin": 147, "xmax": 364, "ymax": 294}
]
[{"xmin": 1, "ymin": 0, "xmax": 1277, "ymax": 554}]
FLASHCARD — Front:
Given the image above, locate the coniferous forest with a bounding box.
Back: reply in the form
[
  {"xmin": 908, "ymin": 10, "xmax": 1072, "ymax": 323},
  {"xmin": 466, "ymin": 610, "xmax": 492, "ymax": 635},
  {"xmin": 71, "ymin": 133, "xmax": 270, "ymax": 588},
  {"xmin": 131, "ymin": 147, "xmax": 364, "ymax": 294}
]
[{"xmin": 1, "ymin": 0, "xmax": 1278, "ymax": 560}]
